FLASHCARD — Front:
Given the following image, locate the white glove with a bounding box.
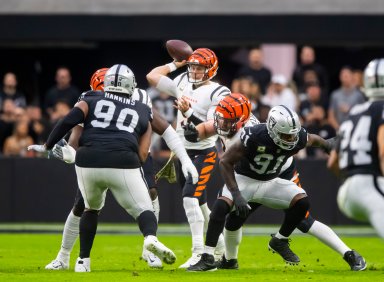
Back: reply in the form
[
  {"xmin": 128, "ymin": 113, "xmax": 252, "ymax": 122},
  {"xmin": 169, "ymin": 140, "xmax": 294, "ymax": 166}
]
[
  {"xmin": 52, "ymin": 139, "xmax": 76, "ymax": 164},
  {"xmin": 181, "ymin": 160, "xmax": 199, "ymax": 184},
  {"xmin": 27, "ymin": 144, "xmax": 47, "ymax": 153}
]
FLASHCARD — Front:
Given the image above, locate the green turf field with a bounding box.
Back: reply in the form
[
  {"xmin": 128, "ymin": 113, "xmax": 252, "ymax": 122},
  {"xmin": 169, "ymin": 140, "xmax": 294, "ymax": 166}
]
[{"xmin": 0, "ymin": 227, "xmax": 383, "ymax": 282}]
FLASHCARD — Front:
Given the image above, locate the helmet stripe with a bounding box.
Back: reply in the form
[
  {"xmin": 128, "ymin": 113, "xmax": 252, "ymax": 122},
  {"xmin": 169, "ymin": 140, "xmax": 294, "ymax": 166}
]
[
  {"xmin": 280, "ymin": 105, "xmax": 296, "ymax": 127},
  {"xmin": 114, "ymin": 64, "xmax": 122, "ymax": 88},
  {"xmin": 375, "ymin": 59, "xmax": 381, "ymax": 88}
]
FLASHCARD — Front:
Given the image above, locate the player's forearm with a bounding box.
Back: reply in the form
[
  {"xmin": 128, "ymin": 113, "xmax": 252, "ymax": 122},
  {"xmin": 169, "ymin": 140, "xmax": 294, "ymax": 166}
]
[
  {"xmin": 161, "ymin": 125, "xmax": 190, "ymax": 163},
  {"xmin": 46, "ymin": 107, "xmax": 85, "ymax": 149},
  {"xmin": 219, "ymin": 158, "xmax": 239, "ymax": 193},
  {"xmin": 138, "ymin": 122, "xmax": 152, "ymax": 163},
  {"xmin": 146, "ymin": 65, "xmax": 171, "ymax": 86},
  {"xmin": 68, "ymin": 125, "xmax": 83, "ymax": 150}
]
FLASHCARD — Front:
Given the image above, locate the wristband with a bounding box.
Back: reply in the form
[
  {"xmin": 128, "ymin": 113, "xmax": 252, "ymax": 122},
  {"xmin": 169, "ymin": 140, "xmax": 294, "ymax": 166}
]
[
  {"xmin": 166, "ymin": 62, "xmax": 177, "ymax": 72},
  {"xmin": 184, "ymin": 108, "xmax": 194, "ymax": 118}
]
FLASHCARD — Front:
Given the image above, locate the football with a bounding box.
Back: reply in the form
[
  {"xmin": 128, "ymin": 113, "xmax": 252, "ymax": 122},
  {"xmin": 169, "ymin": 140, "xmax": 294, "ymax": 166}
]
[{"xmin": 166, "ymin": 39, "xmax": 193, "ymax": 62}]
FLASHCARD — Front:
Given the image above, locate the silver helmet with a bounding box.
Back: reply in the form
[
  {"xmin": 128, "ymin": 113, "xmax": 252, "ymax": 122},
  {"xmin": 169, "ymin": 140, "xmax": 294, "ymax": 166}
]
[
  {"xmin": 104, "ymin": 64, "xmax": 137, "ymax": 96},
  {"xmin": 267, "ymin": 105, "xmax": 301, "ymax": 150},
  {"xmin": 364, "ymin": 58, "xmax": 384, "ymax": 100}
]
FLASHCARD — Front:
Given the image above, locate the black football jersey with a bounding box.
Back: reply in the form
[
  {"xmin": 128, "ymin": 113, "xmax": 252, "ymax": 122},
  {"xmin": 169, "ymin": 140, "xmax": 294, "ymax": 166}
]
[
  {"xmin": 76, "ymin": 91, "xmax": 152, "ymax": 168},
  {"xmin": 235, "ymin": 123, "xmax": 308, "ymax": 181},
  {"xmin": 337, "ymin": 100, "xmax": 384, "ymax": 177}
]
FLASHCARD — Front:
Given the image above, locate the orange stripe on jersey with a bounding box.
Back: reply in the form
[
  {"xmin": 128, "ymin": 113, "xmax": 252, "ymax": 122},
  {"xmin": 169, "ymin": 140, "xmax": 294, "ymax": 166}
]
[
  {"xmin": 196, "ymin": 185, "xmax": 206, "ymax": 192},
  {"xmin": 201, "ymin": 165, "xmax": 214, "ymax": 175},
  {"xmin": 193, "ymin": 151, "xmax": 217, "ymax": 197},
  {"xmin": 305, "ymin": 211, "xmax": 310, "ymax": 219},
  {"xmin": 204, "ymin": 152, "xmax": 217, "ymax": 164},
  {"xmin": 198, "ymin": 174, "xmax": 210, "ymax": 185}
]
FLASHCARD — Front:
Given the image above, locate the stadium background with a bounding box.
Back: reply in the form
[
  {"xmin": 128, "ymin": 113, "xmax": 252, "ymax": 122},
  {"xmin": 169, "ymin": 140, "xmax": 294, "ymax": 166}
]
[{"xmin": 1, "ymin": 0, "xmax": 383, "ymax": 226}]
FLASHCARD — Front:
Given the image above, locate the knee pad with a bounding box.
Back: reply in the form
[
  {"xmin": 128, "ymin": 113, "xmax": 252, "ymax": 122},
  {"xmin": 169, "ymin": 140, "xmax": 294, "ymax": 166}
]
[
  {"xmin": 296, "ymin": 214, "xmax": 315, "ymax": 233},
  {"xmin": 183, "ymin": 197, "xmax": 204, "ymax": 224},
  {"xmin": 294, "ymin": 196, "xmax": 310, "ymax": 214},
  {"xmin": 73, "ymin": 197, "xmax": 85, "ymax": 217},
  {"xmin": 210, "ymin": 199, "xmax": 231, "ymax": 222},
  {"xmin": 225, "ymin": 211, "xmax": 247, "ymax": 231}
]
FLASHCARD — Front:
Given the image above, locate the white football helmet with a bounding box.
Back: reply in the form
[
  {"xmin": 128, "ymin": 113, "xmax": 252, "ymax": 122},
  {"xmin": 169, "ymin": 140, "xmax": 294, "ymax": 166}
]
[
  {"xmin": 267, "ymin": 105, "xmax": 301, "ymax": 150},
  {"xmin": 104, "ymin": 64, "xmax": 137, "ymax": 96},
  {"xmin": 364, "ymin": 58, "xmax": 384, "ymax": 100}
]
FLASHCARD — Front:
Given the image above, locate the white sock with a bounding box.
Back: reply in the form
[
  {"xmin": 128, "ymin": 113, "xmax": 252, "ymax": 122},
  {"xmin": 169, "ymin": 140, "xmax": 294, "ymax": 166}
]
[
  {"xmin": 224, "ymin": 227, "xmax": 242, "ymax": 260},
  {"xmin": 57, "ymin": 211, "xmax": 80, "ymax": 262},
  {"xmin": 204, "ymin": 245, "xmax": 216, "ymax": 255},
  {"xmin": 183, "ymin": 197, "xmax": 204, "ymax": 254},
  {"xmin": 200, "ymin": 203, "xmax": 210, "ymax": 232},
  {"xmin": 308, "ymin": 220, "xmax": 350, "ymax": 256},
  {"xmin": 152, "ymin": 197, "xmax": 160, "ymax": 222},
  {"xmin": 275, "ymin": 232, "xmax": 288, "ymax": 240}
]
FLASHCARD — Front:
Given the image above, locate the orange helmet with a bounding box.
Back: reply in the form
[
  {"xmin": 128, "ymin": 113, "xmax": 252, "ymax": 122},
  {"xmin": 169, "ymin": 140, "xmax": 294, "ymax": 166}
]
[
  {"xmin": 90, "ymin": 68, "xmax": 109, "ymax": 91},
  {"xmin": 187, "ymin": 48, "xmax": 218, "ymax": 84},
  {"xmin": 214, "ymin": 93, "xmax": 251, "ymax": 137}
]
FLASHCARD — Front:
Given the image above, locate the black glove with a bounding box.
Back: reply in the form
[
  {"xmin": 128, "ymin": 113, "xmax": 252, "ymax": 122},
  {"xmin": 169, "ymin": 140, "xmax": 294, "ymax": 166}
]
[
  {"xmin": 231, "ymin": 190, "xmax": 251, "ymax": 218},
  {"xmin": 182, "ymin": 122, "xmax": 199, "ymax": 143}
]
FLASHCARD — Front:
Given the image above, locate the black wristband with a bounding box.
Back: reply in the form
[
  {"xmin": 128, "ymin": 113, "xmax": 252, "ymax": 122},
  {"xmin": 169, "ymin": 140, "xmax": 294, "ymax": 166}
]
[
  {"xmin": 46, "ymin": 107, "xmax": 85, "ymax": 149},
  {"xmin": 188, "ymin": 113, "xmax": 204, "ymax": 125}
]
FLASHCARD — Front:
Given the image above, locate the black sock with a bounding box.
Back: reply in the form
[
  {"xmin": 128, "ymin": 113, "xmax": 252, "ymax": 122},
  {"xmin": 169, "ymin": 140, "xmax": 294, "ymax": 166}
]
[
  {"xmin": 279, "ymin": 197, "xmax": 310, "ymax": 237},
  {"xmin": 205, "ymin": 199, "xmax": 230, "ymax": 247},
  {"xmin": 79, "ymin": 210, "xmax": 99, "ymax": 258},
  {"xmin": 137, "ymin": 210, "xmax": 157, "ymax": 237}
]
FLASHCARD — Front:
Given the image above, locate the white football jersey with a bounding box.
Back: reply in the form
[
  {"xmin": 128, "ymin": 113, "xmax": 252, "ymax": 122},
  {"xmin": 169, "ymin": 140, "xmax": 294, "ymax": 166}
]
[
  {"xmin": 131, "ymin": 88, "xmax": 152, "ymax": 108},
  {"xmin": 174, "ymin": 72, "xmax": 230, "ymax": 150}
]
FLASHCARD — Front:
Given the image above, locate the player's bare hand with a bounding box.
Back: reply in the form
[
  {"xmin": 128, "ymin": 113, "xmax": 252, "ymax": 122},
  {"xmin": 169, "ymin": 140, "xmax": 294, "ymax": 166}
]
[
  {"xmin": 173, "ymin": 60, "xmax": 187, "ymax": 68},
  {"xmin": 174, "ymin": 97, "xmax": 190, "ymax": 113}
]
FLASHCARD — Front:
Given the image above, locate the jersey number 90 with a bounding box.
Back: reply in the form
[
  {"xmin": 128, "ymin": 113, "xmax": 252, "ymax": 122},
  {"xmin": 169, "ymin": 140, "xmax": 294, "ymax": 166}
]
[{"xmin": 91, "ymin": 100, "xmax": 138, "ymax": 133}]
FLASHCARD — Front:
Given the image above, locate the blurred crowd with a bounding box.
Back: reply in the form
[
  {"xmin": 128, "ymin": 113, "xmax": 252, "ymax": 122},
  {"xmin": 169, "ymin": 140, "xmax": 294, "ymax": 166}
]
[{"xmin": 0, "ymin": 46, "xmax": 366, "ymax": 159}]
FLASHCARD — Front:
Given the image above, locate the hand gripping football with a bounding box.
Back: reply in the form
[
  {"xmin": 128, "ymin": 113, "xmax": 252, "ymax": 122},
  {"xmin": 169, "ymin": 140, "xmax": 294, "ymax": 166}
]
[{"xmin": 166, "ymin": 39, "xmax": 193, "ymax": 62}]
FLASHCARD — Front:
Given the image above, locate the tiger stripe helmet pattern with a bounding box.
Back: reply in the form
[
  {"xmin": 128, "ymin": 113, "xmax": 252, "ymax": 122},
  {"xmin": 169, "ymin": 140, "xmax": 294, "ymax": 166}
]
[
  {"xmin": 214, "ymin": 93, "xmax": 251, "ymax": 137},
  {"xmin": 90, "ymin": 68, "xmax": 108, "ymax": 91},
  {"xmin": 187, "ymin": 48, "xmax": 218, "ymax": 84}
]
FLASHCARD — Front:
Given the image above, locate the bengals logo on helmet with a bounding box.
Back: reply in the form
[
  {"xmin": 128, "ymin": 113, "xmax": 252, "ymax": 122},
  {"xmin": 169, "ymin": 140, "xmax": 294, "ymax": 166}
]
[
  {"xmin": 214, "ymin": 93, "xmax": 251, "ymax": 137},
  {"xmin": 187, "ymin": 48, "xmax": 218, "ymax": 84},
  {"xmin": 90, "ymin": 68, "xmax": 109, "ymax": 91}
]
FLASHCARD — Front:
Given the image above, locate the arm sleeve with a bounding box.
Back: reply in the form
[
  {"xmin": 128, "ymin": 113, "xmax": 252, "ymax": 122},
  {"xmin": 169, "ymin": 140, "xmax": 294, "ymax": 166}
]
[
  {"xmin": 46, "ymin": 107, "xmax": 85, "ymax": 149},
  {"xmin": 156, "ymin": 76, "xmax": 179, "ymax": 98},
  {"xmin": 161, "ymin": 125, "xmax": 190, "ymax": 164}
]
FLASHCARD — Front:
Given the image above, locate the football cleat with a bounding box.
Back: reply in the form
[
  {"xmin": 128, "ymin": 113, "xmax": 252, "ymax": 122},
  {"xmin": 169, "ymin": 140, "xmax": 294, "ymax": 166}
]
[
  {"xmin": 217, "ymin": 255, "xmax": 239, "ymax": 270},
  {"xmin": 179, "ymin": 253, "xmax": 202, "ymax": 269},
  {"xmin": 144, "ymin": 235, "xmax": 176, "ymax": 265},
  {"xmin": 142, "ymin": 247, "xmax": 163, "ymax": 268},
  {"xmin": 268, "ymin": 234, "xmax": 300, "ymax": 265},
  {"xmin": 343, "ymin": 250, "xmax": 367, "ymax": 271},
  {"xmin": 74, "ymin": 257, "xmax": 90, "ymax": 272},
  {"xmin": 187, "ymin": 253, "xmax": 217, "ymax": 272},
  {"xmin": 45, "ymin": 259, "xmax": 69, "ymax": 270}
]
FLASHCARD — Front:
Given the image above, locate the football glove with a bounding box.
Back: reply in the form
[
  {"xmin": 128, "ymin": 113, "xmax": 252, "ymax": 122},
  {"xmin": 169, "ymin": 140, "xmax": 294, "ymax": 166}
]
[
  {"xmin": 51, "ymin": 139, "xmax": 76, "ymax": 164},
  {"xmin": 181, "ymin": 159, "xmax": 199, "ymax": 184},
  {"xmin": 231, "ymin": 190, "xmax": 251, "ymax": 218},
  {"xmin": 28, "ymin": 144, "xmax": 47, "ymax": 153},
  {"xmin": 182, "ymin": 122, "xmax": 199, "ymax": 143}
]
